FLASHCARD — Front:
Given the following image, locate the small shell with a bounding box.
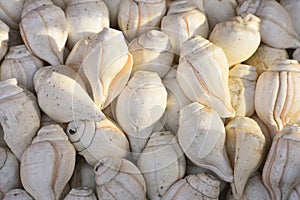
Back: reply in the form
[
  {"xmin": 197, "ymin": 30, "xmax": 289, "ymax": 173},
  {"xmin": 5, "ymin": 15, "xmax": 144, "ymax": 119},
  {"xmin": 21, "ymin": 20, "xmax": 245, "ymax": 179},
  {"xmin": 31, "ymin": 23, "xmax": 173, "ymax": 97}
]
[
  {"xmin": 178, "ymin": 102, "xmax": 233, "ymax": 182},
  {"xmin": 262, "ymin": 124, "xmax": 300, "ymax": 200},
  {"xmin": 0, "ymin": 45, "xmax": 43, "ymax": 92},
  {"xmin": 161, "ymin": 172, "xmax": 220, "ymax": 200},
  {"xmin": 2, "ymin": 189, "xmax": 33, "ymax": 200},
  {"xmin": 137, "ymin": 131, "xmax": 186, "ymax": 199},
  {"xmin": 20, "ymin": 0, "xmax": 67, "ymax": 65},
  {"xmin": 128, "ymin": 30, "xmax": 174, "ymax": 78},
  {"xmin": 209, "ymin": 13, "xmax": 261, "ymax": 66},
  {"xmin": 0, "ymin": 78, "xmax": 40, "ymax": 160},
  {"xmin": 21, "ymin": 124, "xmax": 76, "ymax": 200},
  {"xmin": 102, "ymin": 0, "xmax": 122, "ymax": 28},
  {"xmin": 64, "ymin": 187, "xmax": 97, "ymax": 200},
  {"xmin": 94, "ymin": 156, "xmax": 147, "ymax": 200},
  {"xmin": 66, "ymin": 119, "xmax": 130, "ymax": 166},
  {"xmin": 0, "ymin": 0, "xmax": 24, "ymax": 30},
  {"xmin": 0, "ymin": 20, "xmax": 9, "ymax": 61}
]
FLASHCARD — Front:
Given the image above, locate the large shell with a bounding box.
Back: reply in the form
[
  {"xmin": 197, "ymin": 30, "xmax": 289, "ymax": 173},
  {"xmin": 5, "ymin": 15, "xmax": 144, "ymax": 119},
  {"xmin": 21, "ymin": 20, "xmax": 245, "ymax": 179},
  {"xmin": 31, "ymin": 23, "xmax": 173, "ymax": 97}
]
[
  {"xmin": 161, "ymin": 0, "xmax": 209, "ymax": 54},
  {"xmin": 20, "ymin": 0, "xmax": 67, "ymax": 65},
  {"xmin": 0, "ymin": 78, "xmax": 40, "ymax": 160},
  {"xmin": 137, "ymin": 131, "xmax": 186, "ymax": 199},
  {"xmin": 0, "ymin": 45, "xmax": 43, "ymax": 92},
  {"xmin": 161, "ymin": 172, "xmax": 220, "ymax": 200},
  {"xmin": 263, "ymin": 124, "xmax": 300, "ymax": 200},
  {"xmin": 225, "ymin": 117, "xmax": 266, "ymax": 199},
  {"xmin": 102, "ymin": 0, "xmax": 122, "ymax": 28},
  {"xmin": 0, "ymin": 0, "xmax": 24, "ymax": 30},
  {"xmin": 21, "ymin": 124, "xmax": 76, "ymax": 200},
  {"xmin": 177, "ymin": 102, "xmax": 233, "ymax": 182},
  {"xmin": 2, "ymin": 189, "xmax": 33, "ymax": 200},
  {"xmin": 209, "ymin": 13, "xmax": 261, "ymax": 67},
  {"xmin": 0, "ymin": 20, "xmax": 9, "ymax": 61},
  {"xmin": 0, "ymin": 147, "xmax": 22, "ymax": 199},
  {"xmin": 82, "ymin": 28, "xmax": 133, "ymax": 109},
  {"xmin": 176, "ymin": 36, "xmax": 235, "ymax": 118},
  {"xmin": 64, "ymin": 0, "xmax": 109, "ymax": 49},
  {"xmin": 254, "ymin": 59, "xmax": 300, "ymax": 138},
  {"xmin": 33, "ymin": 65, "xmax": 105, "ymax": 123},
  {"xmin": 94, "ymin": 156, "xmax": 147, "ymax": 200},
  {"xmin": 64, "ymin": 188, "xmax": 97, "ymax": 200},
  {"xmin": 115, "ymin": 71, "xmax": 167, "ymax": 158},
  {"xmin": 118, "ymin": 0, "xmax": 166, "ymax": 41},
  {"xmin": 66, "ymin": 119, "xmax": 130, "ymax": 166},
  {"xmin": 128, "ymin": 30, "xmax": 174, "ymax": 78}
]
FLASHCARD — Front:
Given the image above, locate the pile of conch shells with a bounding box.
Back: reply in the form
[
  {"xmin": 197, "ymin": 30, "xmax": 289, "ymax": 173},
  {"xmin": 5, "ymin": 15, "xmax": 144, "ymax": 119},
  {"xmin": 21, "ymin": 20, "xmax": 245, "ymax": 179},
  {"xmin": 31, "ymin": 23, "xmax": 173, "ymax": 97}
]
[{"xmin": 2, "ymin": 0, "xmax": 300, "ymax": 199}]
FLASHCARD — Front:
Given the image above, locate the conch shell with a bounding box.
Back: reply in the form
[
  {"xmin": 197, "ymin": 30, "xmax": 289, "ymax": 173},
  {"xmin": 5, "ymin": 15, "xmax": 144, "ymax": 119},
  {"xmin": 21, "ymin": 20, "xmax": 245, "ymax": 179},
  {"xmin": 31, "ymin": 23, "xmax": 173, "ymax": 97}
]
[
  {"xmin": 94, "ymin": 156, "xmax": 147, "ymax": 200},
  {"xmin": 33, "ymin": 65, "xmax": 105, "ymax": 123},
  {"xmin": 66, "ymin": 119, "xmax": 130, "ymax": 166},
  {"xmin": 0, "ymin": 78, "xmax": 40, "ymax": 160},
  {"xmin": 2, "ymin": 189, "xmax": 33, "ymax": 200},
  {"xmin": 176, "ymin": 36, "xmax": 235, "ymax": 118},
  {"xmin": 21, "ymin": 124, "xmax": 76, "ymax": 200},
  {"xmin": 0, "ymin": 0, "xmax": 24, "ymax": 30},
  {"xmin": 209, "ymin": 13, "xmax": 261, "ymax": 67},
  {"xmin": 0, "ymin": 45, "xmax": 43, "ymax": 92},
  {"xmin": 64, "ymin": 187, "xmax": 97, "ymax": 200},
  {"xmin": 177, "ymin": 102, "xmax": 233, "ymax": 182},
  {"xmin": 20, "ymin": 0, "xmax": 67, "ymax": 65},
  {"xmin": 137, "ymin": 131, "xmax": 186, "ymax": 199}
]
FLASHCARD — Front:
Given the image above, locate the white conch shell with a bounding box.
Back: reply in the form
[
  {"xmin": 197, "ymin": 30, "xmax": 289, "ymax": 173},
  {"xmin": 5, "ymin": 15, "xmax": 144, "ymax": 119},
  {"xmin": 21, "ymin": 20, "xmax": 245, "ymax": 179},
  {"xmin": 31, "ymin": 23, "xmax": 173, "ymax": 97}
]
[
  {"xmin": 162, "ymin": 67, "xmax": 191, "ymax": 133},
  {"xmin": 0, "ymin": 78, "xmax": 40, "ymax": 160},
  {"xmin": 102, "ymin": 0, "xmax": 122, "ymax": 28},
  {"xmin": 64, "ymin": 187, "xmax": 97, "ymax": 200},
  {"xmin": 137, "ymin": 131, "xmax": 186, "ymax": 199},
  {"xmin": 21, "ymin": 124, "xmax": 76, "ymax": 200},
  {"xmin": 0, "ymin": 147, "xmax": 22, "ymax": 198},
  {"xmin": 82, "ymin": 28, "xmax": 133, "ymax": 109},
  {"xmin": 176, "ymin": 36, "xmax": 235, "ymax": 118},
  {"xmin": 254, "ymin": 59, "xmax": 300, "ymax": 138},
  {"xmin": 2, "ymin": 189, "xmax": 32, "ymax": 200},
  {"xmin": 161, "ymin": 0, "xmax": 209, "ymax": 54},
  {"xmin": 262, "ymin": 124, "xmax": 300, "ymax": 200},
  {"xmin": 33, "ymin": 65, "xmax": 105, "ymax": 123},
  {"xmin": 228, "ymin": 64, "xmax": 257, "ymax": 117},
  {"xmin": 0, "ymin": 20, "xmax": 9, "ymax": 61},
  {"xmin": 161, "ymin": 172, "xmax": 221, "ymax": 200},
  {"xmin": 118, "ymin": 0, "xmax": 167, "ymax": 41},
  {"xmin": 237, "ymin": 0, "xmax": 300, "ymax": 49},
  {"xmin": 281, "ymin": 0, "xmax": 300, "ymax": 38},
  {"xmin": 203, "ymin": 0, "xmax": 238, "ymax": 29},
  {"xmin": 0, "ymin": 0, "xmax": 24, "ymax": 30},
  {"xmin": 225, "ymin": 117, "xmax": 266, "ymax": 199},
  {"xmin": 209, "ymin": 13, "xmax": 261, "ymax": 67},
  {"xmin": 65, "ymin": 0, "xmax": 109, "ymax": 49},
  {"xmin": 115, "ymin": 71, "xmax": 167, "ymax": 158},
  {"xmin": 245, "ymin": 43, "xmax": 289, "ymax": 76},
  {"xmin": 178, "ymin": 102, "xmax": 233, "ymax": 182},
  {"xmin": 66, "ymin": 119, "xmax": 130, "ymax": 166},
  {"xmin": 0, "ymin": 45, "xmax": 43, "ymax": 92},
  {"xmin": 20, "ymin": 0, "xmax": 67, "ymax": 65},
  {"xmin": 94, "ymin": 156, "xmax": 147, "ymax": 200},
  {"xmin": 128, "ymin": 30, "xmax": 174, "ymax": 78}
]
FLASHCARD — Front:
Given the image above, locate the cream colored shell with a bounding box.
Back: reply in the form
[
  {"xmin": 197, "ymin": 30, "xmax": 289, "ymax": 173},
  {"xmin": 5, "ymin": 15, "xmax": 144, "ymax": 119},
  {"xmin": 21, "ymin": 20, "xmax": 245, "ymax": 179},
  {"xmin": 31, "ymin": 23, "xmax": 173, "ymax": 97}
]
[{"xmin": 0, "ymin": 20, "xmax": 9, "ymax": 61}]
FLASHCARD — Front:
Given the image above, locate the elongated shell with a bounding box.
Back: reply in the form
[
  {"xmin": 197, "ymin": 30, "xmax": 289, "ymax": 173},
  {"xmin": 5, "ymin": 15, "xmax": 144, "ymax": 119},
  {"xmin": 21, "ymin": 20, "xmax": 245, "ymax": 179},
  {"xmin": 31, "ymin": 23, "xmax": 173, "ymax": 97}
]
[
  {"xmin": 0, "ymin": 45, "xmax": 43, "ymax": 92},
  {"xmin": 228, "ymin": 64, "xmax": 257, "ymax": 117},
  {"xmin": 102, "ymin": 0, "xmax": 122, "ymax": 28},
  {"xmin": 118, "ymin": 0, "xmax": 167, "ymax": 41},
  {"xmin": 65, "ymin": 0, "xmax": 109, "ymax": 49},
  {"xmin": 209, "ymin": 13, "xmax": 261, "ymax": 66},
  {"xmin": 82, "ymin": 28, "xmax": 133, "ymax": 109},
  {"xmin": 20, "ymin": 0, "xmax": 67, "ymax": 65},
  {"xmin": 64, "ymin": 188, "xmax": 97, "ymax": 200},
  {"xmin": 0, "ymin": 20, "xmax": 9, "ymax": 61},
  {"xmin": 33, "ymin": 65, "xmax": 105, "ymax": 123},
  {"xmin": 2, "ymin": 189, "xmax": 33, "ymax": 200},
  {"xmin": 129, "ymin": 30, "xmax": 174, "ymax": 78},
  {"xmin": 0, "ymin": 0, "xmax": 24, "ymax": 30},
  {"xmin": 178, "ymin": 102, "xmax": 233, "ymax": 182},
  {"xmin": 225, "ymin": 117, "xmax": 266, "ymax": 199},
  {"xmin": 66, "ymin": 119, "xmax": 130, "ymax": 166},
  {"xmin": 176, "ymin": 36, "xmax": 235, "ymax": 118},
  {"xmin": 161, "ymin": 0, "xmax": 209, "ymax": 54},
  {"xmin": 116, "ymin": 71, "xmax": 167, "ymax": 158},
  {"xmin": 262, "ymin": 124, "xmax": 300, "ymax": 200},
  {"xmin": 254, "ymin": 59, "xmax": 300, "ymax": 138},
  {"xmin": 137, "ymin": 131, "xmax": 186, "ymax": 199},
  {"xmin": 0, "ymin": 78, "xmax": 40, "ymax": 160},
  {"xmin": 94, "ymin": 156, "xmax": 147, "ymax": 200},
  {"xmin": 0, "ymin": 147, "xmax": 22, "ymax": 198},
  {"xmin": 161, "ymin": 172, "xmax": 220, "ymax": 200},
  {"xmin": 21, "ymin": 124, "xmax": 76, "ymax": 200}
]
